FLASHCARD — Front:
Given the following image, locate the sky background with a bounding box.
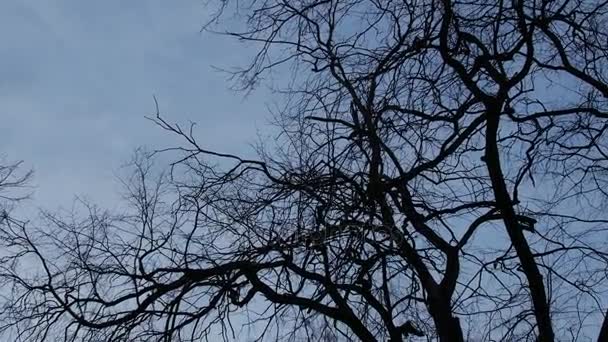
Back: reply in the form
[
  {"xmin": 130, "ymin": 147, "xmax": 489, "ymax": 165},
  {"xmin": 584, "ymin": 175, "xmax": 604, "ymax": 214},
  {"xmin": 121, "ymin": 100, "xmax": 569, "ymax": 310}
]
[{"xmin": 1, "ymin": 0, "xmax": 267, "ymax": 212}]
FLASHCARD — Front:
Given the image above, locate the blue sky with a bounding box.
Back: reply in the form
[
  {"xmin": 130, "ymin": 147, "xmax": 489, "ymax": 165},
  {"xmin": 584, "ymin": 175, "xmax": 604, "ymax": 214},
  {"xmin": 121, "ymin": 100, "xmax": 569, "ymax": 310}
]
[{"xmin": 0, "ymin": 0, "xmax": 267, "ymax": 210}]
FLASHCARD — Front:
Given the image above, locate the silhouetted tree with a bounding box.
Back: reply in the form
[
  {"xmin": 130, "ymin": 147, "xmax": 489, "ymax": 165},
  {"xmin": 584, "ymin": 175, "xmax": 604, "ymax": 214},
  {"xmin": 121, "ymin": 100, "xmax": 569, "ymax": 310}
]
[
  {"xmin": 0, "ymin": 157, "xmax": 31, "ymax": 218},
  {"xmin": 2, "ymin": 1, "xmax": 608, "ymax": 341}
]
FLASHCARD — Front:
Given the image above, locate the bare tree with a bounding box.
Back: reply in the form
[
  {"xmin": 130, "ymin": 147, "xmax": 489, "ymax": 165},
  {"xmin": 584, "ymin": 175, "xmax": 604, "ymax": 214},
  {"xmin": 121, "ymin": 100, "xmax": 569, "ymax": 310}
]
[
  {"xmin": 2, "ymin": 0, "xmax": 608, "ymax": 341},
  {"xmin": 0, "ymin": 157, "xmax": 32, "ymax": 218}
]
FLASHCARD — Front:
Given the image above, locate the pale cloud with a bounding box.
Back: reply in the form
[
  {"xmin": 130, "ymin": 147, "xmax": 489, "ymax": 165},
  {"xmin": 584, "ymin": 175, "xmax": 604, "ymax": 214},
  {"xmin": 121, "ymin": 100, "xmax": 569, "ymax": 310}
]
[{"xmin": 0, "ymin": 0, "xmax": 266, "ymax": 210}]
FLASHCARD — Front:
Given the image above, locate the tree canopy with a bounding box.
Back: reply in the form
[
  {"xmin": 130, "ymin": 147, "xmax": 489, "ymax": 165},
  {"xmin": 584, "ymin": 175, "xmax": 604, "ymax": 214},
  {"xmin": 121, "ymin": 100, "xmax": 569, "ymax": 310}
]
[{"xmin": 2, "ymin": 0, "xmax": 608, "ymax": 341}]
